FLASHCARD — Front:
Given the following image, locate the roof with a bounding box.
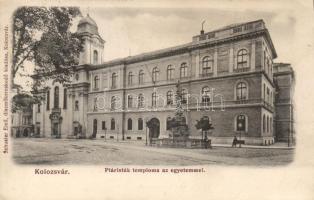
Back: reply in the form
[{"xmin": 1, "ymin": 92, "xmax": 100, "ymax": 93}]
[
  {"xmin": 77, "ymin": 14, "xmax": 99, "ymax": 35},
  {"xmin": 89, "ymin": 20, "xmax": 276, "ymax": 70},
  {"xmin": 78, "ymin": 14, "xmax": 97, "ymax": 27}
]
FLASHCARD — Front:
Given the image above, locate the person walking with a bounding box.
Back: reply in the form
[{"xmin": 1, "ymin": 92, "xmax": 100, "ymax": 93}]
[{"xmin": 232, "ymin": 136, "xmax": 238, "ymax": 147}]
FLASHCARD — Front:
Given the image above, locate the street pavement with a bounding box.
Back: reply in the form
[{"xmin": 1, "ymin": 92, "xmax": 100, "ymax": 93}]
[{"xmin": 12, "ymin": 138, "xmax": 294, "ymax": 166}]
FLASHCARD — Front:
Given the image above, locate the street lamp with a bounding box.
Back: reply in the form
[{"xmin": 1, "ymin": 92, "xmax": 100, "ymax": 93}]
[
  {"xmin": 104, "ymin": 127, "xmax": 107, "ymax": 141},
  {"xmin": 145, "ymin": 119, "xmax": 148, "ymax": 146},
  {"xmin": 117, "ymin": 121, "xmax": 119, "ymax": 142}
]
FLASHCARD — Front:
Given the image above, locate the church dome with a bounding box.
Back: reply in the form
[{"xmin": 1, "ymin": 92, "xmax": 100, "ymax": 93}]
[{"xmin": 77, "ymin": 14, "xmax": 99, "ymax": 35}]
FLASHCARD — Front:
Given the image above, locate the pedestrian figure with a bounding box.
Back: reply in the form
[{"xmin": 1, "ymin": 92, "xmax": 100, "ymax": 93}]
[
  {"xmin": 204, "ymin": 136, "xmax": 209, "ymax": 149},
  {"xmin": 232, "ymin": 136, "xmax": 238, "ymax": 147}
]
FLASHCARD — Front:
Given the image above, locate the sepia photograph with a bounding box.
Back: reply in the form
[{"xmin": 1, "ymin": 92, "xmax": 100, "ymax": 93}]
[
  {"xmin": 10, "ymin": 6, "xmax": 295, "ymax": 166},
  {"xmin": 1, "ymin": 0, "xmax": 314, "ymax": 200}
]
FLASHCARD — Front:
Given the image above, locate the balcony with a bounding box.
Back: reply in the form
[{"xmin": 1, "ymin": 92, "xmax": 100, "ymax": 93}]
[
  {"xmin": 51, "ymin": 107, "xmax": 61, "ymax": 113},
  {"xmin": 199, "ymin": 72, "xmax": 214, "ymax": 78},
  {"xmin": 233, "ymin": 67, "xmax": 250, "ymax": 73}
]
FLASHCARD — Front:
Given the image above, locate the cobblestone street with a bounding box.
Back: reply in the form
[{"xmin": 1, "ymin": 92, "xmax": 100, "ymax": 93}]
[{"xmin": 12, "ymin": 138, "xmax": 294, "ymax": 166}]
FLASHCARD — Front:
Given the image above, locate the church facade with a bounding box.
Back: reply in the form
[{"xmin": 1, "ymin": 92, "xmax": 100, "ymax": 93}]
[{"xmin": 32, "ymin": 15, "xmax": 294, "ymax": 145}]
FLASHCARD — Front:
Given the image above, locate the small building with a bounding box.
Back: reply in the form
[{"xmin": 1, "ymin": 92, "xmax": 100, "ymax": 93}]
[
  {"xmin": 273, "ymin": 63, "xmax": 295, "ymax": 144},
  {"xmin": 11, "ymin": 85, "xmax": 34, "ymax": 138}
]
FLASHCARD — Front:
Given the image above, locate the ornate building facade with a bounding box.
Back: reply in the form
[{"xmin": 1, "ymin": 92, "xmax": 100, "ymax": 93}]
[{"xmin": 32, "ymin": 15, "xmax": 294, "ymax": 145}]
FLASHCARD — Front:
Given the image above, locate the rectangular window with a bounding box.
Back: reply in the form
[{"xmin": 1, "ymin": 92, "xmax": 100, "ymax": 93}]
[
  {"xmin": 102, "ymin": 121, "xmax": 106, "ymax": 130},
  {"xmin": 207, "ymin": 32, "xmax": 215, "ymax": 39},
  {"xmin": 233, "ymin": 26, "xmax": 242, "ymax": 33},
  {"xmin": 63, "ymin": 89, "xmax": 67, "ymax": 109},
  {"xmin": 37, "ymin": 104, "xmax": 40, "ymax": 113},
  {"xmin": 46, "ymin": 91, "xmax": 50, "ymax": 110}
]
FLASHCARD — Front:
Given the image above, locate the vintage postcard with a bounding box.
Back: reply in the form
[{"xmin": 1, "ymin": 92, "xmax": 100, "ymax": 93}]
[{"xmin": 0, "ymin": 0, "xmax": 314, "ymax": 199}]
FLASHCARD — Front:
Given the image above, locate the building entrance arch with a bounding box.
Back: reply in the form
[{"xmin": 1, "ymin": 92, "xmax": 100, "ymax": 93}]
[{"xmin": 148, "ymin": 118, "xmax": 160, "ymax": 139}]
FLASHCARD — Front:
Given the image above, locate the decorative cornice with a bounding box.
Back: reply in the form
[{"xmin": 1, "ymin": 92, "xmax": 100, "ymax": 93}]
[{"xmin": 88, "ymin": 29, "xmax": 276, "ymax": 71}]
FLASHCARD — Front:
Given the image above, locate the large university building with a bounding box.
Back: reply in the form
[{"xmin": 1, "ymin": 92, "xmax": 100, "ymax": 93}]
[{"xmin": 31, "ymin": 15, "xmax": 295, "ymax": 145}]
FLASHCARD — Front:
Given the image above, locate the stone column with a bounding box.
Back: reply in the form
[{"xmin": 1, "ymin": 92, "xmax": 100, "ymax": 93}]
[
  {"xmin": 229, "ymin": 46, "xmax": 234, "ymax": 73},
  {"xmin": 68, "ymin": 93, "xmax": 74, "ymax": 137},
  {"xmin": 251, "ymin": 41, "xmax": 256, "ymax": 71},
  {"xmin": 213, "ymin": 48, "xmax": 218, "ymax": 76},
  {"xmin": 195, "ymin": 52, "xmax": 200, "ymax": 78}
]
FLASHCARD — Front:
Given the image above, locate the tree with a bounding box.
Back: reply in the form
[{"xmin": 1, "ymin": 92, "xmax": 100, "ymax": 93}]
[
  {"xmin": 12, "ymin": 93, "xmax": 38, "ymax": 113},
  {"xmin": 13, "ymin": 7, "xmax": 83, "ymax": 88},
  {"xmin": 195, "ymin": 116, "xmax": 214, "ymax": 135}
]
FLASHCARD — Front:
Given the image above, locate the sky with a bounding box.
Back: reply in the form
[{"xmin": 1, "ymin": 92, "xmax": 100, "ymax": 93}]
[
  {"xmin": 77, "ymin": 7, "xmax": 295, "ymax": 63},
  {"xmin": 16, "ymin": 6, "xmax": 296, "ymax": 92}
]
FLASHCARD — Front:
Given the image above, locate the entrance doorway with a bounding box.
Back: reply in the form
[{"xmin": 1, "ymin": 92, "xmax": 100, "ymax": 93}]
[
  {"xmin": 52, "ymin": 123, "xmax": 59, "ymax": 137},
  {"xmin": 92, "ymin": 119, "xmax": 97, "ymax": 138},
  {"xmin": 149, "ymin": 118, "xmax": 160, "ymax": 139},
  {"xmin": 23, "ymin": 129, "xmax": 28, "ymax": 137}
]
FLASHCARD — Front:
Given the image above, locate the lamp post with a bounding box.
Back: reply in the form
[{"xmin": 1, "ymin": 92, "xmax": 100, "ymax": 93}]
[
  {"xmin": 104, "ymin": 127, "xmax": 107, "ymax": 141},
  {"xmin": 117, "ymin": 121, "xmax": 119, "ymax": 142},
  {"xmin": 145, "ymin": 120, "xmax": 148, "ymax": 146}
]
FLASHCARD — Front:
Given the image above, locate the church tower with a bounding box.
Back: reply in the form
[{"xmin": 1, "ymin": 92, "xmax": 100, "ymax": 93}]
[{"xmin": 77, "ymin": 14, "xmax": 105, "ymax": 65}]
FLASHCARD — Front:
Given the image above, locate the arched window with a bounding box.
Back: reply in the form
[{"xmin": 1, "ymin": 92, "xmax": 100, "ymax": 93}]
[
  {"xmin": 202, "ymin": 56, "xmax": 213, "ymax": 75},
  {"xmin": 267, "ymin": 116, "xmax": 269, "ymax": 133},
  {"xmin": 152, "ymin": 67, "xmax": 159, "ymax": 82},
  {"xmin": 139, "ymin": 70, "xmax": 144, "ymax": 84},
  {"xmin": 236, "ymin": 115, "xmax": 246, "ymax": 131},
  {"xmin": 138, "ymin": 118, "xmax": 143, "ymax": 130},
  {"xmin": 111, "ymin": 73, "xmax": 117, "ymax": 89},
  {"xmin": 111, "ymin": 96, "xmax": 116, "ymax": 110},
  {"xmin": 63, "ymin": 88, "xmax": 67, "ymax": 109},
  {"xmin": 201, "ymin": 86, "xmax": 210, "ymax": 104},
  {"xmin": 167, "ymin": 65, "xmax": 174, "ymax": 80},
  {"xmin": 128, "ymin": 95, "xmax": 133, "ymax": 108},
  {"xmin": 54, "ymin": 86, "xmax": 59, "ymax": 108},
  {"xmin": 92, "ymin": 119, "xmax": 98, "ymax": 133},
  {"xmin": 181, "ymin": 88, "xmax": 188, "ymax": 104},
  {"xmin": 263, "ymin": 115, "xmax": 266, "ymax": 133},
  {"xmin": 94, "ymin": 75, "xmax": 99, "ymax": 89},
  {"xmin": 236, "ymin": 82, "xmax": 248, "ymax": 100},
  {"xmin": 128, "ymin": 72, "xmax": 133, "ymax": 85},
  {"xmin": 127, "ymin": 118, "xmax": 132, "ymax": 130},
  {"xmin": 166, "ymin": 117, "xmax": 172, "ymax": 130},
  {"xmin": 93, "ymin": 98, "xmax": 98, "ymax": 111},
  {"xmin": 236, "ymin": 49, "xmax": 248, "ymax": 69},
  {"xmin": 138, "ymin": 94, "xmax": 144, "ymax": 108},
  {"xmin": 46, "ymin": 90, "xmax": 50, "ymax": 110},
  {"xmin": 167, "ymin": 90, "xmax": 173, "ymax": 105},
  {"xmin": 180, "ymin": 63, "xmax": 188, "ymax": 78},
  {"xmin": 152, "ymin": 92, "xmax": 157, "ymax": 107},
  {"xmin": 93, "ymin": 50, "xmax": 98, "ymax": 64},
  {"xmin": 111, "ymin": 118, "xmax": 115, "ymax": 130}
]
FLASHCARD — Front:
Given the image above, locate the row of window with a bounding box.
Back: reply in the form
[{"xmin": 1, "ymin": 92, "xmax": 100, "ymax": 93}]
[
  {"xmin": 262, "ymin": 114, "xmax": 273, "ymax": 133},
  {"xmin": 263, "ymin": 47, "xmax": 273, "ymax": 78},
  {"xmin": 39, "ymin": 87, "xmax": 68, "ymax": 112},
  {"xmin": 263, "ymin": 83, "xmax": 273, "ymax": 105},
  {"xmin": 39, "ymin": 81, "xmax": 251, "ymax": 113},
  {"xmin": 92, "ymin": 49, "xmax": 250, "ymax": 90},
  {"xmin": 108, "ymin": 82, "xmax": 248, "ymax": 110},
  {"xmin": 97, "ymin": 118, "xmax": 144, "ymax": 131},
  {"xmin": 94, "ymin": 114, "xmax": 248, "ymax": 132}
]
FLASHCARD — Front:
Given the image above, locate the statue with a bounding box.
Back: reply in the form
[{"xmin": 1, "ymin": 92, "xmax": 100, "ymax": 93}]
[{"xmin": 169, "ymin": 80, "xmax": 189, "ymax": 140}]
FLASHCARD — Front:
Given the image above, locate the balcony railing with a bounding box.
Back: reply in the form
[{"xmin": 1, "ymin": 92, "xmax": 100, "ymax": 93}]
[
  {"xmin": 51, "ymin": 107, "xmax": 61, "ymax": 113},
  {"xmin": 199, "ymin": 72, "xmax": 214, "ymax": 78},
  {"xmin": 233, "ymin": 67, "xmax": 250, "ymax": 73}
]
